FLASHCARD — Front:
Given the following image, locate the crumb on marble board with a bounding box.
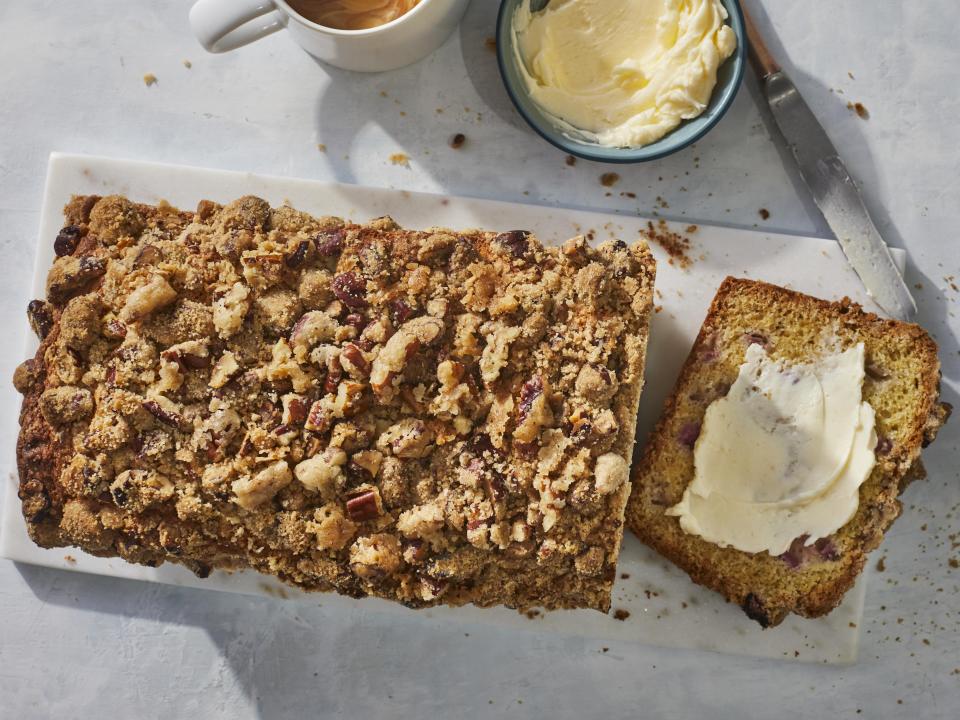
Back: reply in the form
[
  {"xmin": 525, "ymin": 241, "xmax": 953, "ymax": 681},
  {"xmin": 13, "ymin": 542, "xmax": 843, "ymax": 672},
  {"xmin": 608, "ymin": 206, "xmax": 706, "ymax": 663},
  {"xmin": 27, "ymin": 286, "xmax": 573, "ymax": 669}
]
[
  {"xmin": 389, "ymin": 153, "xmax": 410, "ymax": 167},
  {"xmin": 758, "ymin": 208, "xmax": 770, "ymax": 220},
  {"xmin": 644, "ymin": 220, "xmax": 693, "ymax": 269},
  {"xmin": 143, "ymin": 73, "xmax": 157, "ymax": 86},
  {"xmin": 847, "ymin": 101, "xmax": 870, "ymax": 120},
  {"xmin": 600, "ymin": 172, "xmax": 620, "ymax": 187},
  {"xmin": 613, "ymin": 609, "xmax": 630, "ymax": 621}
]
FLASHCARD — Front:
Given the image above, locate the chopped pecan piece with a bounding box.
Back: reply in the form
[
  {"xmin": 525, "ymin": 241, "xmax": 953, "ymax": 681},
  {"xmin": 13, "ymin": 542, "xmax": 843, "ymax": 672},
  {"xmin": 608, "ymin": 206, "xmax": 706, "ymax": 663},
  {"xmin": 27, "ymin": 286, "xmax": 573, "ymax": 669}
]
[
  {"xmin": 304, "ymin": 398, "xmax": 333, "ymax": 434},
  {"xmin": 133, "ymin": 244, "xmax": 162, "ymax": 268},
  {"xmin": 209, "ymin": 350, "xmax": 241, "ymax": 389},
  {"xmin": 285, "ymin": 240, "xmax": 311, "ymax": 268},
  {"xmin": 282, "ymin": 393, "xmax": 310, "ymax": 425},
  {"xmin": 370, "ymin": 316, "xmax": 444, "ymax": 399},
  {"xmin": 345, "ymin": 490, "xmax": 381, "ymax": 522},
  {"xmin": 514, "ymin": 375, "xmax": 553, "ymax": 443},
  {"xmin": 494, "ymin": 230, "xmax": 530, "ymax": 258},
  {"xmin": 323, "ymin": 355, "xmax": 343, "ymax": 395},
  {"xmin": 47, "ymin": 256, "xmax": 107, "ymax": 304},
  {"xmin": 103, "ymin": 320, "xmax": 127, "ymax": 340},
  {"xmin": 314, "ymin": 228, "xmax": 345, "ymax": 256},
  {"xmin": 142, "ymin": 400, "xmax": 185, "ymax": 429},
  {"xmin": 331, "ymin": 271, "xmax": 368, "ymax": 309},
  {"xmin": 54, "ymin": 225, "xmax": 82, "ymax": 257},
  {"xmin": 27, "ymin": 300, "xmax": 55, "ymax": 340},
  {"xmin": 340, "ymin": 342, "xmax": 370, "ymax": 379},
  {"xmin": 389, "ymin": 298, "xmax": 413, "ymax": 326},
  {"xmin": 161, "ymin": 340, "xmax": 210, "ymax": 370}
]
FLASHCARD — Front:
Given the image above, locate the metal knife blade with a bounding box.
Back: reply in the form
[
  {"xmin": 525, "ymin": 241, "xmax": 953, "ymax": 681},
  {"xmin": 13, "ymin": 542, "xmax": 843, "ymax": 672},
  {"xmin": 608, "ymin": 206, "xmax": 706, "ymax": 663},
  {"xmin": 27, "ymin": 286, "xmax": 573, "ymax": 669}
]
[{"xmin": 761, "ymin": 71, "xmax": 916, "ymax": 320}]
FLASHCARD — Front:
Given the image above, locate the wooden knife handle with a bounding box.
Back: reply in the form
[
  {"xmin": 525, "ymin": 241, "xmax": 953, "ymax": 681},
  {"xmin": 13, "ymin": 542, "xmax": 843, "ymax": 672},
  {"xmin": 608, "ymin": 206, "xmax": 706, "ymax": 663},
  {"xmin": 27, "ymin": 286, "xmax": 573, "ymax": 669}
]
[{"xmin": 742, "ymin": 4, "xmax": 781, "ymax": 79}]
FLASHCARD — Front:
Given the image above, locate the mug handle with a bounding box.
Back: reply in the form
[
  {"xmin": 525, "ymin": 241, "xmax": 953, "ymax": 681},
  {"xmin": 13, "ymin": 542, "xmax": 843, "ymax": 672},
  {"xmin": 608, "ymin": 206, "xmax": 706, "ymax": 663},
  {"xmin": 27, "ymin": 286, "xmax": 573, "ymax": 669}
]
[{"xmin": 190, "ymin": 0, "xmax": 285, "ymax": 53}]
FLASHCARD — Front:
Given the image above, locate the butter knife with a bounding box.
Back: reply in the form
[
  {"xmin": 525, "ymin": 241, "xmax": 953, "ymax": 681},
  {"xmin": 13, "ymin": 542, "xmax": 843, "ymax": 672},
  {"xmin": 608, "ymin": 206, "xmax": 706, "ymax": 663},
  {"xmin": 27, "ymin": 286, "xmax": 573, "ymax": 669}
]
[{"xmin": 743, "ymin": 8, "xmax": 916, "ymax": 320}]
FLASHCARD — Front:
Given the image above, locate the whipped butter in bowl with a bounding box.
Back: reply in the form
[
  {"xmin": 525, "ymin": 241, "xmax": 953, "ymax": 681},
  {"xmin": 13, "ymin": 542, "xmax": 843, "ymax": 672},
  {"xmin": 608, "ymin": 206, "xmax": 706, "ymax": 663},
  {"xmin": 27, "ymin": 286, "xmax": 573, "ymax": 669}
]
[
  {"xmin": 496, "ymin": 0, "xmax": 745, "ymax": 161},
  {"xmin": 667, "ymin": 343, "xmax": 878, "ymax": 556}
]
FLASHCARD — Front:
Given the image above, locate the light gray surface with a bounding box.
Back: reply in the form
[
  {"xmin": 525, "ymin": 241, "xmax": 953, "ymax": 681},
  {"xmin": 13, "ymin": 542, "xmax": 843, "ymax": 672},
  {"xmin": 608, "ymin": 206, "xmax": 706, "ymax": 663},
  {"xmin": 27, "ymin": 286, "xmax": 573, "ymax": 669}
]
[{"xmin": 0, "ymin": 1, "xmax": 957, "ymax": 718}]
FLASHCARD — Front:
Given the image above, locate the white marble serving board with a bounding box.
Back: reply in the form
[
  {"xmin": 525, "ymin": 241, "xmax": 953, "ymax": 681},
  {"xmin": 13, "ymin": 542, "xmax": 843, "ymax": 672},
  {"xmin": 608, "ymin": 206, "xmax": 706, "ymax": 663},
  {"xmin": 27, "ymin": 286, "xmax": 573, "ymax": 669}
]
[{"xmin": 1, "ymin": 153, "xmax": 905, "ymax": 664}]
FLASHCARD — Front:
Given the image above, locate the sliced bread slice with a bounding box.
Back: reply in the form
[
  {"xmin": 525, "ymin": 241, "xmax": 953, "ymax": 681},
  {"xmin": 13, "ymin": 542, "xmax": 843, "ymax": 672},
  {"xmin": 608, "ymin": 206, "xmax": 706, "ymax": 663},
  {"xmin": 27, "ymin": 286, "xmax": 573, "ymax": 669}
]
[{"xmin": 626, "ymin": 277, "xmax": 950, "ymax": 626}]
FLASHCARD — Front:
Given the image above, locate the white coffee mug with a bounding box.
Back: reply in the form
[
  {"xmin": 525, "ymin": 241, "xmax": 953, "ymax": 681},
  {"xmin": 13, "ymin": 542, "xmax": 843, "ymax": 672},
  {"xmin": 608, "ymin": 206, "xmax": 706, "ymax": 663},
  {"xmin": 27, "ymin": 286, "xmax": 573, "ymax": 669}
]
[{"xmin": 190, "ymin": 0, "xmax": 470, "ymax": 72}]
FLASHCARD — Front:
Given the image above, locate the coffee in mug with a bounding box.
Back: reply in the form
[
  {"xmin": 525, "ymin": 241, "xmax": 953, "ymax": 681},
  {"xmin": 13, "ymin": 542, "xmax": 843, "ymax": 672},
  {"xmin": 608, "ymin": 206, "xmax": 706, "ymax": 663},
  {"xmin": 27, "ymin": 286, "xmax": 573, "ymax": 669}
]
[{"xmin": 287, "ymin": 0, "xmax": 421, "ymax": 30}]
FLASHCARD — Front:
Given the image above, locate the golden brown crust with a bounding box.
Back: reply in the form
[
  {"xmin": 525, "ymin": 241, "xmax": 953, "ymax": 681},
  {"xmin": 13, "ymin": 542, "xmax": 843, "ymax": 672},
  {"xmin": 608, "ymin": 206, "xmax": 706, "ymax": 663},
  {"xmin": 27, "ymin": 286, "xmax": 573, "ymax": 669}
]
[
  {"xmin": 626, "ymin": 277, "xmax": 949, "ymax": 626},
  {"xmin": 15, "ymin": 195, "xmax": 656, "ymax": 611}
]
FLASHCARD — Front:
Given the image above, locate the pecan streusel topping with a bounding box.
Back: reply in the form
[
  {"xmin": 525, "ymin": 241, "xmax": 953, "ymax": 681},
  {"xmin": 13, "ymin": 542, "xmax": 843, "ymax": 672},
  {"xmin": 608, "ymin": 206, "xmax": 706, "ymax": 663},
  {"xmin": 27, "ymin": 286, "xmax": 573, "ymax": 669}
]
[{"xmin": 14, "ymin": 194, "xmax": 655, "ymax": 611}]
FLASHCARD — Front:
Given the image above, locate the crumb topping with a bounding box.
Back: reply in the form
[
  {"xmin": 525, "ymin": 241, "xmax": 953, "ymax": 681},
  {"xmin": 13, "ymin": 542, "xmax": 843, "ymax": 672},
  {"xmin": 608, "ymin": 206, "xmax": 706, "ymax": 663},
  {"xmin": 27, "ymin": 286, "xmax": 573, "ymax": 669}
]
[{"xmin": 14, "ymin": 194, "xmax": 655, "ymax": 610}]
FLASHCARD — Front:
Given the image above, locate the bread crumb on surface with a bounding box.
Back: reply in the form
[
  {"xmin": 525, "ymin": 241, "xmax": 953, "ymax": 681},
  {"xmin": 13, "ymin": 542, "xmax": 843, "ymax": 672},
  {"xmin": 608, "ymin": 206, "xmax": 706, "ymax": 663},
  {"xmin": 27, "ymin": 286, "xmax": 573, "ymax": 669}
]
[
  {"xmin": 758, "ymin": 208, "xmax": 770, "ymax": 220},
  {"xmin": 449, "ymin": 133, "xmax": 466, "ymax": 150},
  {"xmin": 389, "ymin": 153, "xmax": 410, "ymax": 167},
  {"xmin": 316, "ymin": 143, "xmax": 326, "ymax": 152},
  {"xmin": 565, "ymin": 154, "xmax": 577, "ymax": 166},
  {"xmin": 183, "ymin": 60, "xmax": 192, "ymax": 69},
  {"xmin": 613, "ymin": 608, "xmax": 630, "ymax": 621},
  {"xmin": 143, "ymin": 73, "xmax": 157, "ymax": 86},
  {"xmin": 64, "ymin": 555, "xmax": 76, "ymax": 564},
  {"xmin": 847, "ymin": 101, "xmax": 870, "ymax": 119},
  {"xmin": 600, "ymin": 172, "xmax": 620, "ymax": 187},
  {"xmin": 644, "ymin": 220, "xmax": 693, "ymax": 269},
  {"xmin": 484, "ymin": 36, "xmax": 497, "ymax": 52}
]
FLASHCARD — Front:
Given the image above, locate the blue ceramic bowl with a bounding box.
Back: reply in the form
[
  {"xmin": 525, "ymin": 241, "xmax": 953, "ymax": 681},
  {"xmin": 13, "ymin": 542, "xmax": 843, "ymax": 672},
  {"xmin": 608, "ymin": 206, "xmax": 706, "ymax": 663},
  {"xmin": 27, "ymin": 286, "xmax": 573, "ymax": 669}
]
[{"xmin": 495, "ymin": 0, "xmax": 746, "ymax": 163}]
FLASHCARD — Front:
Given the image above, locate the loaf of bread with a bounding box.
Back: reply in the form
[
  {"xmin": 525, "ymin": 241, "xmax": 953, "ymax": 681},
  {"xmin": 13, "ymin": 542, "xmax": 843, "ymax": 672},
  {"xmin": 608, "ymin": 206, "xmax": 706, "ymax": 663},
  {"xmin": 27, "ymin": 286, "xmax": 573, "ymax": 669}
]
[
  {"xmin": 14, "ymin": 194, "xmax": 656, "ymax": 611},
  {"xmin": 626, "ymin": 277, "xmax": 950, "ymax": 626}
]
